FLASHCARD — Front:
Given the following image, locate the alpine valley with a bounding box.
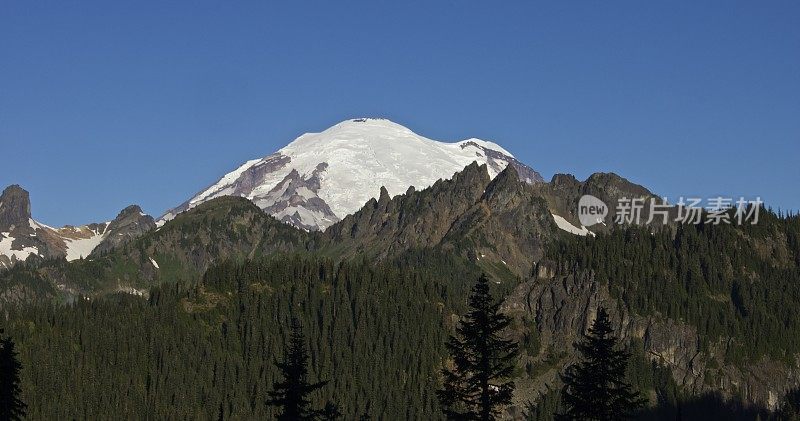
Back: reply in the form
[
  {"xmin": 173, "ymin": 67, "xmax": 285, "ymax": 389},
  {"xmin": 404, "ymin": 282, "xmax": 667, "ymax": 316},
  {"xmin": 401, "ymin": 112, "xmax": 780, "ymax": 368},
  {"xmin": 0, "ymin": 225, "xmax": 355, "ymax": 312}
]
[{"xmin": 1, "ymin": 118, "xmax": 799, "ymax": 419}]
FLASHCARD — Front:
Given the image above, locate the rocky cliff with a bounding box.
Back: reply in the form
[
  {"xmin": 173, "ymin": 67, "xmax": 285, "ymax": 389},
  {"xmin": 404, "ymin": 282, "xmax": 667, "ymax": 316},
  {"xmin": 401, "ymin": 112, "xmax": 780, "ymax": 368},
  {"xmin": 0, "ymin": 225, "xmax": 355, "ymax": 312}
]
[{"xmin": 503, "ymin": 262, "xmax": 800, "ymax": 412}]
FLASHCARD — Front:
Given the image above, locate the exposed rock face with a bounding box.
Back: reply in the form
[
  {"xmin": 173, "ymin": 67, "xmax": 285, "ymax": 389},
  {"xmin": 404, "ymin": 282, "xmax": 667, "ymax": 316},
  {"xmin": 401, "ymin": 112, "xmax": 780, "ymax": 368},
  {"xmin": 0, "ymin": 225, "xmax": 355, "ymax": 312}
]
[
  {"xmin": 92, "ymin": 205, "xmax": 156, "ymax": 255},
  {"xmin": 322, "ymin": 164, "xmax": 560, "ymax": 278},
  {"xmin": 0, "ymin": 185, "xmax": 63, "ymax": 268},
  {"xmin": 442, "ymin": 165, "xmax": 555, "ymax": 276},
  {"xmin": 257, "ymin": 163, "xmax": 340, "ymax": 231},
  {"xmin": 324, "ymin": 161, "xmax": 493, "ymax": 259},
  {"xmin": 0, "ymin": 185, "xmax": 31, "ymax": 232},
  {"xmin": 502, "ymin": 265, "xmax": 800, "ymax": 411}
]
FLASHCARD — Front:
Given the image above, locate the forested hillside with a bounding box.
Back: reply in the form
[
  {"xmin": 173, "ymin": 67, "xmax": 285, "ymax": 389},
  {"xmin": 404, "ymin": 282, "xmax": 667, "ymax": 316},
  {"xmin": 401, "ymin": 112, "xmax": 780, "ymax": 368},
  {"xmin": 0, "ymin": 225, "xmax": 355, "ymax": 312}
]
[
  {"xmin": 2, "ymin": 252, "xmax": 501, "ymax": 419},
  {"xmin": 548, "ymin": 210, "xmax": 800, "ymax": 362}
]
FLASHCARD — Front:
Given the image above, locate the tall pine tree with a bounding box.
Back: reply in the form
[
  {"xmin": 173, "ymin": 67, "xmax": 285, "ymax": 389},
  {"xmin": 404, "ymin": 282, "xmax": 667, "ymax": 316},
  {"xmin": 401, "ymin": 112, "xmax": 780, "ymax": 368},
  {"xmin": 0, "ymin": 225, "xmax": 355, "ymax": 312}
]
[
  {"xmin": 557, "ymin": 307, "xmax": 645, "ymax": 420},
  {"xmin": 267, "ymin": 319, "xmax": 330, "ymax": 420},
  {"xmin": 0, "ymin": 329, "xmax": 26, "ymax": 421},
  {"xmin": 438, "ymin": 274, "xmax": 519, "ymax": 420}
]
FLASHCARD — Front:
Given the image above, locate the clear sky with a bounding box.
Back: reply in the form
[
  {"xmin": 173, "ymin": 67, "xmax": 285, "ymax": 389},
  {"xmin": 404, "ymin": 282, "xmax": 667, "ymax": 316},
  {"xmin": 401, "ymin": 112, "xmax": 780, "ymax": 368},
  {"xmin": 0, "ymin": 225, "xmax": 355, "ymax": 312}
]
[{"xmin": 1, "ymin": 1, "xmax": 798, "ymax": 226}]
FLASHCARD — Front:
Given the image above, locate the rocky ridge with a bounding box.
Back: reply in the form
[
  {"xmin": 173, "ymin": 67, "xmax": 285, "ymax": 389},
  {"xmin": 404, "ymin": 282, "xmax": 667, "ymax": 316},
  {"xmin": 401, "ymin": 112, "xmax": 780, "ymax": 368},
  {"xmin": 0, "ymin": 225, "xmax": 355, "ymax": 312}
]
[{"xmin": 0, "ymin": 185, "xmax": 155, "ymax": 269}]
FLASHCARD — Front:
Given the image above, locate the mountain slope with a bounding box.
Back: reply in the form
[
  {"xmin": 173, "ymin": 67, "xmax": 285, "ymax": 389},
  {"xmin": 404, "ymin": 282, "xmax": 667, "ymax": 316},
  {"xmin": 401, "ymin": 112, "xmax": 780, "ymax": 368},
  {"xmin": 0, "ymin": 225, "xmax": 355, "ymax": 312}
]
[
  {"xmin": 321, "ymin": 161, "xmax": 492, "ymax": 259},
  {"xmin": 0, "ymin": 163, "xmax": 661, "ymax": 299},
  {"xmin": 160, "ymin": 118, "xmax": 543, "ymax": 231},
  {"xmin": 441, "ymin": 165, "xmax": 557, "ymax": 277},
  {"xmin": 2, "ymin": 162, "xmax": 798, "ymax": 414}
]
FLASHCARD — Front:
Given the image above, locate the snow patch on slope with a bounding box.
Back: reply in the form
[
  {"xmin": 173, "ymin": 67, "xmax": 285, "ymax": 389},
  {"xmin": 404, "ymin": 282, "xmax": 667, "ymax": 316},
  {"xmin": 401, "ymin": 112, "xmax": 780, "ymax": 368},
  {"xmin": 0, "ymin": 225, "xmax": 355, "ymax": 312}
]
[
  {"xmin": 0, "ymin": 233, "xmax": 39, "ymax": 261},
  {"xmin": 552, "ymin": 214, "xmax": 594, "ymax": 237},
  {"xmin": 63, "ymin": 224, "xmax": 110, "ymax": 261}
]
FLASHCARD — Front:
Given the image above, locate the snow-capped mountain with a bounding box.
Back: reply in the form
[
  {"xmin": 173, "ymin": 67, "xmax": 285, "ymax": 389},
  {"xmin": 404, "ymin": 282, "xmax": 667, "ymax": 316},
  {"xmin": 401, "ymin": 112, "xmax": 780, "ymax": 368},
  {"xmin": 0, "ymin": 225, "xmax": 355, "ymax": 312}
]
[
  {"xmin": 161, "ymin": 118, "xmax": 543, "ymax": 231},
  {"xmin": 0, "ymin": 185, "xmax": 155, "ymax": 269}
]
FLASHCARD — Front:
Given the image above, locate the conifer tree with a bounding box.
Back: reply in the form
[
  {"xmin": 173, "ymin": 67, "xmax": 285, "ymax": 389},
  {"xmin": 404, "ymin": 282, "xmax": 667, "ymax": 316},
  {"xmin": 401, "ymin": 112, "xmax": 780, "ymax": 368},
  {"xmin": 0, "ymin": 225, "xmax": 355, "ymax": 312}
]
[
  {"xmin": 0, "ymin": 329, "xmax": 26, "ymax": 421},
  {"xmin": 438, "ymin": 274, "xmax": 519, "ymax": 420},
  {"xmin": 267, "ymin": 319, "xmax": 329, "ymax": 420},
  {"xmin": 557, "ymin": 307, "xmax": 645, "ymax": 420}
]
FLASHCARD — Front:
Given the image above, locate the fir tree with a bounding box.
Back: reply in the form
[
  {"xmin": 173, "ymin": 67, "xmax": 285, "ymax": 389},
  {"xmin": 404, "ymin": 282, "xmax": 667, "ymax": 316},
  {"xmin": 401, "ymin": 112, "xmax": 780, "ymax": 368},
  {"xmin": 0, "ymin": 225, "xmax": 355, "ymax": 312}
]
[
  {"xmin": 557, "ymin": 307, "xmax": 645, "ymax": 420},
  {"xmin": 267, "ymin": 319, "xmax": 329, "ymax": 420},
  {"xmin": 0, "ymin": 329, "xmax": 26, "ymax": 421},
  {"xmin": 438, "ymin": 274, "xmax": 519, "ymax": 420}
]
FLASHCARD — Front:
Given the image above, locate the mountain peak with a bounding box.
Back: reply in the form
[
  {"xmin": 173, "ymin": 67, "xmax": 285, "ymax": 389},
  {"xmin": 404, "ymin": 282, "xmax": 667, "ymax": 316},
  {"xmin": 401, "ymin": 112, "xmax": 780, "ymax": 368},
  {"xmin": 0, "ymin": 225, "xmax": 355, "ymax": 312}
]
[
  {"xmin": 0, "ymin": 185, "xmax": 32, "ymax": 232},
  {"xmin": 483, "ymin": 164, "xmax": 521, "ymax": 202},
  {"xmin": 92, "ymin": 205, "xmax": 156, "ymax": 256},
  {"xmin": 161, "ymin": 119, "xmax": 543, "ymax": 231},
  {"xmin": 338, "ymin": 117, "xmax": 410, "ymax": 129},
  {"xmin": 117, "ymin": 204, "xmax": 146, "ymax": 218}
]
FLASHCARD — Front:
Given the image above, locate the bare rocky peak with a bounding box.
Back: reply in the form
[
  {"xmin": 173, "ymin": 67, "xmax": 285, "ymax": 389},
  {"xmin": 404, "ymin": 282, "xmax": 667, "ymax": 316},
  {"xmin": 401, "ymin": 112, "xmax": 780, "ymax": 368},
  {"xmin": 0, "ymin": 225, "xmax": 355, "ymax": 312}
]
[
  {"xmin": 92, "ymin": 205, "xmax": 156, "ymax": 256},
  {"xmin": 0, "ymin": 185, "xmax": 31, "ymax": 232}
]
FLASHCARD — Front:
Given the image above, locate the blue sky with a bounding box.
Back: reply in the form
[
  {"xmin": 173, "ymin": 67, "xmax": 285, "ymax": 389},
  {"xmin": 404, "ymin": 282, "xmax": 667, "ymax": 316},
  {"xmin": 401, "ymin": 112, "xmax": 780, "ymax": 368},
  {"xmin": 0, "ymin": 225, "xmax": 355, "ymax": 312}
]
[{"xmin": 1, "ymin": 1, "xmax": 798, "ymax": 226}]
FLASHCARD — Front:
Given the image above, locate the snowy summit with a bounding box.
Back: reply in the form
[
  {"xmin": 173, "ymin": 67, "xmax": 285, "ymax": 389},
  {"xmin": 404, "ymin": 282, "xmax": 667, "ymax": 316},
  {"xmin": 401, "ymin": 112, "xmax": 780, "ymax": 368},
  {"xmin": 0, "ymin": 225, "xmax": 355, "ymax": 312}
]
[{"xmin": 160, "ymin": 118, "xmax": 543, "ymax": 231}]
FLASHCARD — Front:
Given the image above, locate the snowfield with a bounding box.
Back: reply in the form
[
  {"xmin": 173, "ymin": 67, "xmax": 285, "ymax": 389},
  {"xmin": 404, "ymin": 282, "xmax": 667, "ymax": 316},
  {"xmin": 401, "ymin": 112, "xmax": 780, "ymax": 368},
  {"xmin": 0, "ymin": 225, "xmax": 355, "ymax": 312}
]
[
  {"xmin": 0, "ymin": 233, "xmax": 39, "ymax": 261},
  {"xmin": 161, "ymin": 118, "xmax": 539, "ymax": 230},
  {"xmin": 551, "ymin": 214, "xmax": 594, "ymax": 237},
  {"xmin": 63, "ymin": 223, "xmax": 110, "ymax": 261}
]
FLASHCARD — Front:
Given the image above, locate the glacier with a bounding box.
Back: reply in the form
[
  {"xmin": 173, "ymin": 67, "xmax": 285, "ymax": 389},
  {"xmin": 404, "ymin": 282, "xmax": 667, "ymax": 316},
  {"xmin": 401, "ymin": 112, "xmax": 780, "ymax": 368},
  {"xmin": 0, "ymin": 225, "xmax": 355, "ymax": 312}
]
[{"xmin": 161, "ymin": 118, "xmax": 543, "ymax": 231}]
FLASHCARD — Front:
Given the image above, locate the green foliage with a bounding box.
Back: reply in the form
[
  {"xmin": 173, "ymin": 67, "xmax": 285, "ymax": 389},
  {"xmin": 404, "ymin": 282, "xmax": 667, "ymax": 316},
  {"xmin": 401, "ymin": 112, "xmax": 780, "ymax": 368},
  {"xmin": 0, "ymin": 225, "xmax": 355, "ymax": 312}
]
[
  {"xmin": 1, "ymin": 252, "xmax": 487, "ymax": 419},
  {"xmin": 547, "ymin": 212, "xmax": 800, "ymax": 362},
  {"xmin": 0, "ymin": 329, "xmax": 26, "ymax": 420},
  {"xmin": 267, "ymin": 319, "xmax": 332, "ymax": 420},
  {"xmin": 0, "ymin": 263, "xmax": 59, "ymax": 304},
  {"xmin": 438, "ymin": 274, "xmax": 519, "ymax": 420},
  {"xmin": 557, "ymin": 308, "xmax": 645, "ymax": 420}
]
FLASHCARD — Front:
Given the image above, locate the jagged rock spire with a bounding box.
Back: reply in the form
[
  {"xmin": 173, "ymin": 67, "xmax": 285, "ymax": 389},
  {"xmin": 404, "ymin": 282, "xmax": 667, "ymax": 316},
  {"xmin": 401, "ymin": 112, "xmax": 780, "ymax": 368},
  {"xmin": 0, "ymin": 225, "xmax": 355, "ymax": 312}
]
[{"xmin": 0, "ymin": 185, "xmax": 31, "ymax": 232}]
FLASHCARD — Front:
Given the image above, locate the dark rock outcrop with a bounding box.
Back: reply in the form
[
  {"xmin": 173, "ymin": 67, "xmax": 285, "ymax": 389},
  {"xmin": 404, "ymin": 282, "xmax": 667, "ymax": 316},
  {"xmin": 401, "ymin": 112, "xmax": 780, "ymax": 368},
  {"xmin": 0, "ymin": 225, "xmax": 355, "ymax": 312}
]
[
  {"xmin": 324, "ymin": 161, "xmax": 493, "ymax": 259},
  {"xmin": 0, "ymin": 185, "xmax": 65, "ymax": 266},
  {"xmin": 442, "ymin": 165, "xmax": 556, "ymax": 276},
  {"xmin": 92, "ymin": 205, "xmax": 156, "ymax": 255},
  {"xmin": 0, "ymin": 185, "xmax": 31, "ymax": 232}
]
